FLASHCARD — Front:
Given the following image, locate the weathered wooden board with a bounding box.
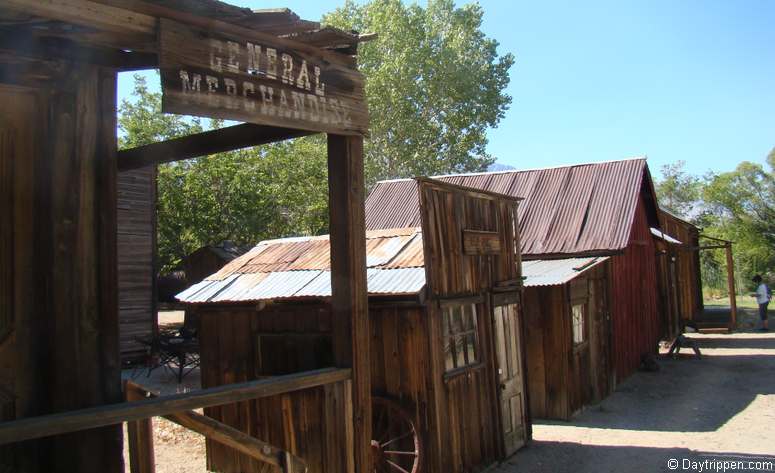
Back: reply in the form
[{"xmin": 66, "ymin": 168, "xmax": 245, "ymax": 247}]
[
  {"xmin": 462, "ymin": 229, "xmax": 502, "ymax": 255},
  {"xmin": 159, "ymin": 19, "xmax": 368, "ymax": 135}
]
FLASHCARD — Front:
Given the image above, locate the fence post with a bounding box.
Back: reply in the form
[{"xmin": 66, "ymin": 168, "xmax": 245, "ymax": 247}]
[
  {"xmin": 726, "ymin": 243, "xmax": 737, "ymax": 331},
  {"xmin": 125, "ymin": 381, "xmax": 156, "ymax": 473}
]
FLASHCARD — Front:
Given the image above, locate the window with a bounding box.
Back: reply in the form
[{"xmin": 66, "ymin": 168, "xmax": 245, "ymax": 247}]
[
  {"xmin": 442, "ymin": 304, "xmax": 479, "ymax": 372},
  {"xmin": 572, "ymin": 303, "xmax": 587, "ymax": 346}
]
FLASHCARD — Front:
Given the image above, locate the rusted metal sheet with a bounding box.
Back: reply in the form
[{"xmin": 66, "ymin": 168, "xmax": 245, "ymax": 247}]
[
  {"xmin": 176, "ymin": 228, "xmax": 426, "ymax": 303},
  {"xmin": 365, "ymin": 158, "xmax": 655, "ymax": 257},
  {"xmin": 522, "ymin": 257, "xmax": 609, "ymax": 287}
]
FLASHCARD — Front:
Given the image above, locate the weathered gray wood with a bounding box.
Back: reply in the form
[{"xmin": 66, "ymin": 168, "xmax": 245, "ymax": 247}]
[{"xmin": 0, "ymin": 368, "xmax": 351, "ymax": 445}]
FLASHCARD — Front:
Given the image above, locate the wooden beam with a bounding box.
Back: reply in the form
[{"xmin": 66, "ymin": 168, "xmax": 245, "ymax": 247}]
[
  {"xmin": 117, "ymin": 124, "xmax": 314, "ymax": 171},
  {"xmin": 126, "ymin": 381, "xmax": 308, "ymax": 472},
  {"xmin": 726, "ymin": 243, "xmax": 737, "ymax": 331},
  {"xmin": 2, "ymin": 0, "xmax": 157, "ymax": 38},
  {"xmin": 0, "ymin": 367, "xmax": 350, "ymax": 445},
  {"xmin": 327, "ymin": 134, "xmax": 370, "ymax": 473},
  {"xmin": 0, "ymin": 29, "xmax": 157, "ymax": 70}
]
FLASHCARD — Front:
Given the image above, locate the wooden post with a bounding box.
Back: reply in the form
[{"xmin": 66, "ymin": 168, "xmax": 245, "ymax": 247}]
[
  {"xmin": 125, "ymin": 382, "xmax": 156, "ymax": 473},
  {"xmin": 2, "ymin": 63, "xmax": 123, "ymax": 472},
  {"xmin": 726, "ymin": 242, "xmax": 737, "ymax": 331},
  {"xmin": 327, "ymin": 134, "xmax": 370, "ymax": 473}
]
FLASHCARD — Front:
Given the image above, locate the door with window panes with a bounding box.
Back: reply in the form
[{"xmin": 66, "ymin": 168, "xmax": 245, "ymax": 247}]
[{"xmin": 492, "ymin": 295, "xmax": 527, "ymax": 455}]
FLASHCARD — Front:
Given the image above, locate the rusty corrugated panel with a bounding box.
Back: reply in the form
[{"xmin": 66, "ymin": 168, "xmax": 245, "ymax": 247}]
[
  {"xmin": 380, "ymin": 234, "xmax": 424, "ymax": 268},
  {"xmin": 176, "ymin": 227, "xmax": 426, "ymax": 303},
  {"xmin": 364, "ymin": 158, "xmax": 651, "ymax": 257},
  {"xmin": 522, "ymin": 257, "xmax": 609, "ymax": 287}
]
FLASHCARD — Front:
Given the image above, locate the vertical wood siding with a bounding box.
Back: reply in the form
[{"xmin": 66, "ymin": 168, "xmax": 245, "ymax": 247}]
[
  {"xmin": 418, "ymin": 180, "xmax": 524, "ymax": 472},
  {"xmin": 118, "ymin": 165, "xmax": 156, "ymax": 361},
  {"xmin": 610, "ymin": 197, "xmax": 660, "ymax": 381}
]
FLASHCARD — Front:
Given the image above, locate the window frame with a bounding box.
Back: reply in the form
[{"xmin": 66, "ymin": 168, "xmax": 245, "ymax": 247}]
[
  {"xmin": 571, "ymin": 301, "xmax": 588, "ymax": 349},
  {"xmin": 441, "ymin": 302, "xmax": 482, "ymax": 377}
]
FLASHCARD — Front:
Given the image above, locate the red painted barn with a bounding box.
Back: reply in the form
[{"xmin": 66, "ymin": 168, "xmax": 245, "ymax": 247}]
[{"xmin": 365, "ymin": 158, "xmax": 662, "ymax": 385}]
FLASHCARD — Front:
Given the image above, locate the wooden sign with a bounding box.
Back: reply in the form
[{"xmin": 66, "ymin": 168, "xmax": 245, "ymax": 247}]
[
  {"xmin": 158, "ymin": 19, "xmax": 369, "ymax": 136},
  {"xmin": 462, "ymin": 229, "xmax": 502, "ymax": 255}
]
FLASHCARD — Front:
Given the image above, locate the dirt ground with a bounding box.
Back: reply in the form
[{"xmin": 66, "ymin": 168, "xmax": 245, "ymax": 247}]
[
  {"xmin": 124, "ymin": 308, "xmax": 775, "ymax": 472},
  {"xmin": 495, "ymin": 309, "xmax": 775, "ymax": 473}
]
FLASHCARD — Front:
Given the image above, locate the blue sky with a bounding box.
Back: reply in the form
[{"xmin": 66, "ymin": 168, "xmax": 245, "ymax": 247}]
[{"xmin": 118, "ymin": 0, "xmax": 775, "ymax": 178}]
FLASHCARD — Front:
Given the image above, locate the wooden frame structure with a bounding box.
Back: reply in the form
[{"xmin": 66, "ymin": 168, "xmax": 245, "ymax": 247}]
[
  {"xmin": 0, "ymin": 1, "xmax": 373, "ymax": 471},
  {"xmin": 179, "ymin": 178, "xmax": 531, "ymax": 472}
]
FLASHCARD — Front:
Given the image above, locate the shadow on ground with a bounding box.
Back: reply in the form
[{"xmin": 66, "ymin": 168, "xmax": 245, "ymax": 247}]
[{"xmin": 495, "ymin": 442, "xmax": 775, "ymax": 473}]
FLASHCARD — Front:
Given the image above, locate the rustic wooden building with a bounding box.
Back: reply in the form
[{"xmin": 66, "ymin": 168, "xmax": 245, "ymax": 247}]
[
  {"xmin": 366, "ymin": 158, "xmax": 663, "ymax": 384},
  {"xmin": 522, "ymin": 257, "xmax": 612, "ymax": 420},
  {"xmin": 652, "ymin": 209, "xmax": 703, "ymax": 340},
  {"xmin": 118, "ymin": 166, "xmax": 157, "ymax": 362},
  {"xmin": 183, "ymin": 241, "xmax": 247, "ymax": 287},
  {"xmin": 0, "ymin": 1, "xmax": 376, "ymax": 471},
  {"xmin": 178, "ymin": 178, "xmax": 531, "ymax": 473}
]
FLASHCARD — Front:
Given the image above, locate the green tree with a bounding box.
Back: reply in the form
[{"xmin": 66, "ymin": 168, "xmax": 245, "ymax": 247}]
[
  {"xmin": 119, "ymin": 75, "xmax": 329, "ymax": 272},
  {"xmin": 324, "ymin": 0, "xmax": 514, "ymax": 182},
  {"xmin": 655, "ymin": 160, "xmax": 701, "ymax": 217},
  {"xmin": 703, "ymin": 148, "xmax": 775, "ymax": 289}
]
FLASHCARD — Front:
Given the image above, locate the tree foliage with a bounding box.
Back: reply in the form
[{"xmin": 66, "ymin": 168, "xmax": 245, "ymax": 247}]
[
  {"xmin": 118, "ymin": 1, "xmax": 515, "ymax": 271},
  {"xmin": 324, "ymin": 0, "xmax": 514, "ymax": 182},
  {"xmin": 653, "ymin": 149, "xmax": 775, "ymax": 294},
  {"xmin": 119, "ymin": 75, "xmax": 328, "ymax": 272},
  {"xmin": 655, "ymin": 160, "xmax": 701, "ymax": 217}
]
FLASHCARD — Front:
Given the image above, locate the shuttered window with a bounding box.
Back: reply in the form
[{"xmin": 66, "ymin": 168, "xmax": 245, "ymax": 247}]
[{"xmin": 442, "ymin": 304, "xmax": 479, "ymax": 372}]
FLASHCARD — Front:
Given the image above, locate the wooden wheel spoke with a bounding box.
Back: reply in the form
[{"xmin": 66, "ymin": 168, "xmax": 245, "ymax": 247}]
[
  {"xmin": 384, "ymin": 450, "xmax": 418, "ymax": 456},
  {"xmin": 385, "ymin": 459, "xmax": 411, "ymax": 473},
  {"xmin": 381, "ymin": 431, "xmax": 411, "ymax": 448},
  {"xmin": 372, "ymin": 397, "xmax": 421, "ymax": 473}
]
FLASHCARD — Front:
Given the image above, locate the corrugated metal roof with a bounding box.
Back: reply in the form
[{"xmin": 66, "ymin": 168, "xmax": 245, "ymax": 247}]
[
  {"xmin": 650, "ymin": 228, "xmax": 682, "ymax": 245},
  {"xmin": 365, "ymin": 158, "xmax": 659, "ymax": 257},
  {"xmin": 177, "ymin": 228, "xmax": 425, "ymax": 303},
  {"xmin": 523, "ymin": 257, "xmax": 609, "ymax": 287}
]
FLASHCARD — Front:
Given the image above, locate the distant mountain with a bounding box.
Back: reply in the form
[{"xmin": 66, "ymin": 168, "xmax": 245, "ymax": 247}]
[{"xmin": 487, "ymin": 162, "xmax": 516, "ymax": 172}]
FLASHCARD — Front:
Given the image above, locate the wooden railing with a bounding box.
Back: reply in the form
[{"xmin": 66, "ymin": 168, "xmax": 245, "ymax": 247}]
[{"xmin": 0, "ymin": 367, "xmax": 351, "ymax": 473}]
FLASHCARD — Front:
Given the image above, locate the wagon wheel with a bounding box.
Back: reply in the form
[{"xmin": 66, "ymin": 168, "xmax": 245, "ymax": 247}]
[{"xmin": 371, "ymin": 396, "xmax": 422, "ymax": 473}]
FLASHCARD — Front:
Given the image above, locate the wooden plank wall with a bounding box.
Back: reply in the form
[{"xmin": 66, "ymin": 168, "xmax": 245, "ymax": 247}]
[
  {"xmin": 523, "ymin": 263, "xmax": 612, "ymax": 421},
  {"xmin": 523, "ymin": 285, "xmax": 568, "ymax": 420},
  {"xmin": 197, "ymin": 303, "xmax": 348, "ymax": 473},
  {"xmin": 369, "ymin": 305, "xmax": 431, "ymax": 471},
  {"xmin": 658, "ymin": 211, "xmax": 703, "ymax": 322},
  {"xmin": 418, "ymin": 180, "xmax": 524, "ymax": 472},
  {"xmin": 118, "ymin": 165, "xmax": 156, "ymax": 361},
  {"xmin": 610, "ymin": 197, "xmax": 660, "ymax": 382},
  {"xmin": 0, "ymin": 67, "xmax": 123, "ymax": 472}
]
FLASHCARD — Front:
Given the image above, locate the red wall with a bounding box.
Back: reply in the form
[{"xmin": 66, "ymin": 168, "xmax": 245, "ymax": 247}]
[{"xmin": 610, "ymin": 196, "xmax": 660, "ymax": 382}]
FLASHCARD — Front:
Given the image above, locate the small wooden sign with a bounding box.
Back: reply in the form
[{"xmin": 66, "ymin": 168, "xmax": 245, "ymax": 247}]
[
  {"xmin": 158, "ymin": 19, "xmax": 369, "ymax": 136},
  {"xmin": 462, "ymin": 229, "xmax": 502, "ymax": 255}
]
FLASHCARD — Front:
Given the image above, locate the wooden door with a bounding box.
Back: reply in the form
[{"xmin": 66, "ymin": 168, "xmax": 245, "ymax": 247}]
[{"xmin": 492, "ymin": 301, "xmax": 527, "ymax": 456}]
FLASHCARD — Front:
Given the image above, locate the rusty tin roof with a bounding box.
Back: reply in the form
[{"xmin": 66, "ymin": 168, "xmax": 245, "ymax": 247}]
[
  {"xmin": 365, "ymin": 158, "xmax": 659, "ymax": 257},
  {"xmin": 522, "ymin": 257, "xmax": 609, "ymax": 287},
  {"xmin": 177, "ymin": 228, "xmax": 425, "ymax": 303}
]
